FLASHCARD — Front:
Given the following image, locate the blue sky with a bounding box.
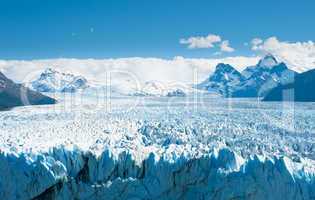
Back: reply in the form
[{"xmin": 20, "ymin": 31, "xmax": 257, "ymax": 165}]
[{"xmin": 0, "ymin": 0, "xmax": 314, "ymax": 59}]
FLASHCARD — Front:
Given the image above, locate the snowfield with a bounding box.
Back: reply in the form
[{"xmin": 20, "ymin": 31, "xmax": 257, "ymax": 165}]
[{"xmin": 1, "ymin": 96, "xmax": 315, "ymax": 200}]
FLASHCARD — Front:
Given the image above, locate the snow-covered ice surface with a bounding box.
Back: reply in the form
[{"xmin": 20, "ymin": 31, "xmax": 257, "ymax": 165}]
[{"xmin": 1, "ymin": 95, "xmax": 315, "ymax": 200}]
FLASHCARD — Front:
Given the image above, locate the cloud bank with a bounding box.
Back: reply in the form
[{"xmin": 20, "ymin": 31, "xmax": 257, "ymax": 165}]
[
  {"xmin": 2, "ymin": 37, "xmax": 314, "ymax": 85},
  {"xmin": 0, "ymin": 57, "xmax": 259, "ymax": 84}
]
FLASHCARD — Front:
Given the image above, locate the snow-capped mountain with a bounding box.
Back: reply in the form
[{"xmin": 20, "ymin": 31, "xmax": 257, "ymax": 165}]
[
  {"xmin": 137, "ymin": 81, "xmax": 166, "ymax": 96},
  {"xmin": 257, "ymin": 53, "xmax": 278, "ymax": 68},
  {"xmin": 197, "ymin": 55, "xmax": 298, "ymax": 98},
  {"xmin": 232, "ymin": 55, "xmax": 297, "ymax": 97},
  {"xmin": 197, "ymin": 63, "xmax": 245, "ymax": 96},
  {"xmin": 29, "ymin": 69, "xmax": 193, "ymax": 97},
  {"xmin": 140, "ymin": 81, "xmax": 211, "ymax": 97},
  {"xmin": 30, "ymin": 68, "xmax": 89, "ymax": 93},
  {"xmin": 129, "ymin": 80, "xmax": 200, "ymax": 97}
]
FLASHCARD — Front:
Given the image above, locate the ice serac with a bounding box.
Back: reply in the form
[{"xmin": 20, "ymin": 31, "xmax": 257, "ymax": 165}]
[
  {"xmin": 1, "ymin": 98, "xmax": 315, "ymax": 199},
  {"xmin": 1, "ymin": 147, "xmax": 315, "ymax": 200},
  {"xmin": 0, "ymin": 151, "xmax": 67, "ymax": 200},
  {"xmin": 0, "ymin": 71, "xmax": 56, "ymax": 109},
  {"xmin": 30, "ymin": 68, "xmax": 88, "ymax": 93},
  {"xmin": 197, "ymin": 63, "xmax": 245, "ymax": 97}
]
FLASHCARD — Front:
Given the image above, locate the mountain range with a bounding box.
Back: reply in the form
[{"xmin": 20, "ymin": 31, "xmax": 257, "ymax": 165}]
[
  {"xmin": 29, "ymin": 69, "xmax": 199, "ymax": 97},
  {"xmin": 21, "ymin": 54, "xmax": 315, "ymax": 102},
  {"xmin": 0, "ymin": 71, "xmax": 56, "ymax": 110},
  {"xmin": 198, "ymin": 54, "xmax": 298, "ymax": 98}
]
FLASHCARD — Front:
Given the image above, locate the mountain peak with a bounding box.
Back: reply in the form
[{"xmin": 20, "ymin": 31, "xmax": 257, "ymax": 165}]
[
  {"xmin": 40, "ymin": 68, "xmax": 75, "ymax": 78},
  {"xmin": 257, "ymin": 54, "xmax": 278, "ymax": 68},
  {"xmin": 43, "ymin": 68, "xmax": 55, "ymax": 74},
  {"xmin": 195, "ymin": 63, "xmax": 245, "ymax": 96},
  {"xmin": 215, "ymin": 63, "xmax": 235, "ymax": 72},
  {"xmin": 210, "ymin": 63, "xmax": 243, "ymax": 82},
  {"xmin": 31, "ymin": 68, "xmax": 88, "ymax": 93}
]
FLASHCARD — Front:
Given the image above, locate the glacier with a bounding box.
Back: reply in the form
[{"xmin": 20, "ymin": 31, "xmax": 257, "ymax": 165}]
[{"xmin": 1, "ymin": 96, "xmax": 315, "ymax": 199}]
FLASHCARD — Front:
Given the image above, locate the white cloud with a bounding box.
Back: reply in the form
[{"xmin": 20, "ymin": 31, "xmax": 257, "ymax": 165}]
[
  {"xmin": 251, "ymin": 38, "xmax": 263, "ymax": 49},
  {"xmin": 180, "ymin": 34, "xmax": 221, "ymax": 49},
  {"xmin": 180, "ymin": 34, "xmax": 235, "ymax": 53},
  {"xmin": 251, "ymin": 37, "xmax": 315, "ymax": 72},
  {"xmin": 0, "ymin": 57, "xmax": 259, "ymax": 85},
  {"xmin": 220, "ymin": 40, "xmax": 235, "ymax": 52}
]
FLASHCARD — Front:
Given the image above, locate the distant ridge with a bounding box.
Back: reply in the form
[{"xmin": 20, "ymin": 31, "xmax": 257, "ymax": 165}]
[
  {"xmin": 30, "ymin": 68, "xmax": 88, "ymax": 93},
  {"xmin": 263, "ymin": 69, "xmax": 315, "ymax": 102}
]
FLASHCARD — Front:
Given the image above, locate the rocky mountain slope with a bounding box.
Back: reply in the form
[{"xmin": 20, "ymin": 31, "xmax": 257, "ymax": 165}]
[
  {"xmin": 0, "ymin": 71, "xmax": 56, "ymax": 109},
  {"xmin": 232, "ymin": 55, "xmax": 297, "ymax": 97},
  {"xmin": 264, "ymin": 69, "xmax": 315, "ymax": 102},
  {"xmin": 197, "ymin": 63, "xmax": 245, "ymax": 96}
]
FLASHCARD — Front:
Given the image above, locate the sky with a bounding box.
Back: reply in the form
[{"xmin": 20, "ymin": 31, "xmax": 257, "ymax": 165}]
[
  {"xmin": 0, "ymin": 0, "xmax": 315, "ymax": 60},
  {"xmin": 0, "ymin": 0, "xmax": 315, "ymax": 84}
]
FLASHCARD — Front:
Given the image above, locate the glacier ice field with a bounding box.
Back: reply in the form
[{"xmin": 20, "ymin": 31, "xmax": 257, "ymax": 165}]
[{"xmin": 1, "ymin": 95, "xmax": 315, "ymax": 200}]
